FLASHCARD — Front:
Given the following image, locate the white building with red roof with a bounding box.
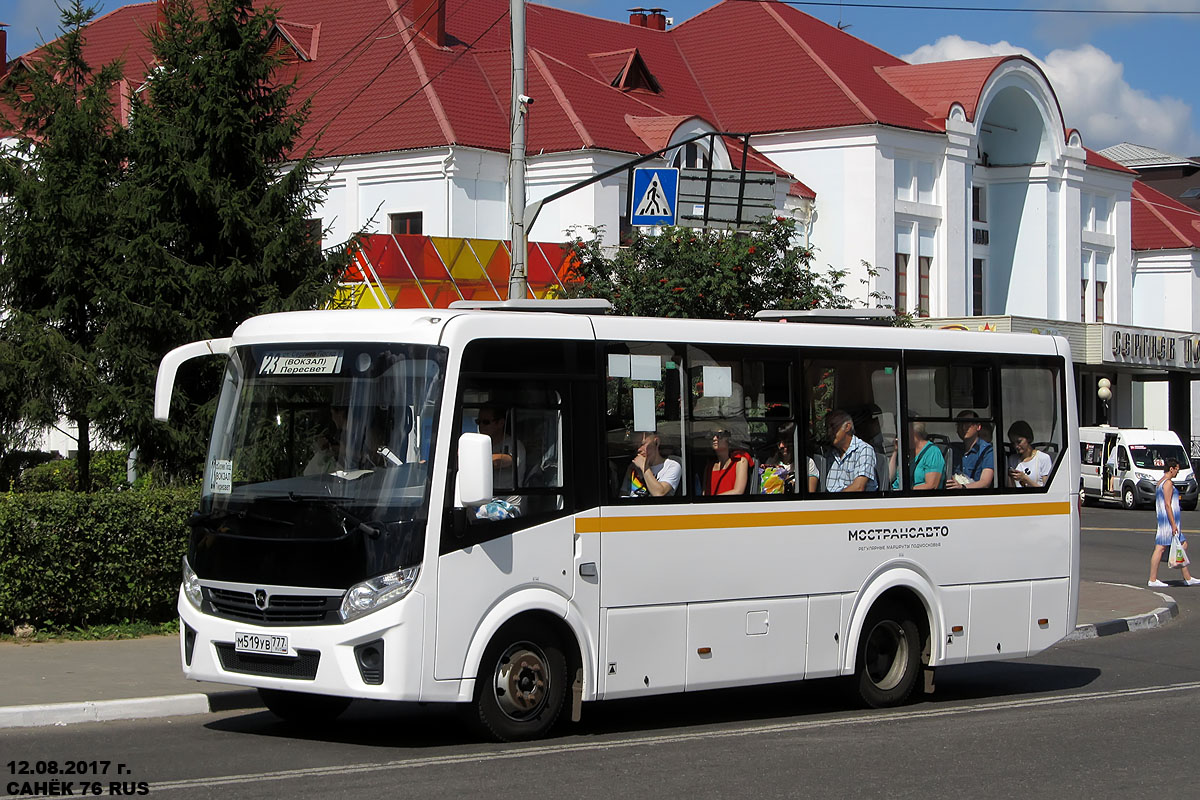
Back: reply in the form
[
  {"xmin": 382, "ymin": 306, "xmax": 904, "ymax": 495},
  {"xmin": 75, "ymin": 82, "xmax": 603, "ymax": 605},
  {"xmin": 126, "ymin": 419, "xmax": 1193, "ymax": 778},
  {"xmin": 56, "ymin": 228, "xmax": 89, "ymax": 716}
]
[{"xmin": 5, "ymin": 0, "xmax": 1199, "ymax": 439}]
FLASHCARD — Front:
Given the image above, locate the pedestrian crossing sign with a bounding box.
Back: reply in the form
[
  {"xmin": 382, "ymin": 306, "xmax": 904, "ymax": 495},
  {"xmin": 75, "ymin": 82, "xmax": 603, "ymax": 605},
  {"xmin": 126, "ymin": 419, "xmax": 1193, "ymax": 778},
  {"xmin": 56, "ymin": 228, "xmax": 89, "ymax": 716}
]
[{"xmin": 630, "ymin": 167, "xmax": 679, "ymax": 226}]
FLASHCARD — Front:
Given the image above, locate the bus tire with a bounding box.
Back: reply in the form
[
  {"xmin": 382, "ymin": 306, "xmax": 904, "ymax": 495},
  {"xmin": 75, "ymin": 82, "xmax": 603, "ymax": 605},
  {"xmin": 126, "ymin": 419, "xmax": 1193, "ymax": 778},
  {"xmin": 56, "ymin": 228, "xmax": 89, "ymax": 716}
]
[
  {"xmin": 258, "ymin": 688, "xmax": 352, "ymax": 724},
  {"xmin": 855, "ymin": 602, "xmax": 921, "ymax": 708},
  {"xmin": 1121, "ymin": 483, "xmax": 1138, "ymax": 510},
  {"xmin": 471, "ymin": 622, "xmax": 567, "ymax": 742}
]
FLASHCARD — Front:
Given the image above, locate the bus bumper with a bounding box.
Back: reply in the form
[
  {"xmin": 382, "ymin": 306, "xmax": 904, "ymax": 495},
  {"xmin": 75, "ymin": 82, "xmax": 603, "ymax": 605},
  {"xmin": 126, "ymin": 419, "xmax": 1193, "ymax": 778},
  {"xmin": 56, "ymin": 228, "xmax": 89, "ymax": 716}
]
[{"xmin": 177, "ymin": 587, "xmax": 426, "ymax": 702}]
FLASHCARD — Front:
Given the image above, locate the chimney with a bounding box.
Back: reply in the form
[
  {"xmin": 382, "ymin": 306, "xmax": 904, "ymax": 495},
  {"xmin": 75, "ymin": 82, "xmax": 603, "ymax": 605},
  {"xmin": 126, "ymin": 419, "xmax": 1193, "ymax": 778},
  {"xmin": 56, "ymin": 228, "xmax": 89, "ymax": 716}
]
[
  {"xmin": 646, "ymin": 8, "xmax": 667, "ymax": 30},
  {"xmin": 0, "ymin": 24, "xmax": 7, "ymax": 79},
  {"xmin": 628, "ymin": 7, "xmax": 648, "ymax": 26},
  {"xmin": 415, "ymin": 0, "xmax": 447, "ymax": 46}
]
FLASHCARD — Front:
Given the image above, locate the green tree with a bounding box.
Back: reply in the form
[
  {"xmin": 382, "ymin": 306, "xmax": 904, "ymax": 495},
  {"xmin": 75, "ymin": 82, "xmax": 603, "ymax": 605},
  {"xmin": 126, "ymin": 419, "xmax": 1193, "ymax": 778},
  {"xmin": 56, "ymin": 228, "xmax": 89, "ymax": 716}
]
[
  {"xmin": 562, "ymin": 218, "xmax": 854, "ymax": 319},
  {"xmin": 105, "ymin": 0, "xmax": 353, "ymax": 477},
  {"xmin": 0, "ymin": 1, "xmax": 127, "ymax": 491}
]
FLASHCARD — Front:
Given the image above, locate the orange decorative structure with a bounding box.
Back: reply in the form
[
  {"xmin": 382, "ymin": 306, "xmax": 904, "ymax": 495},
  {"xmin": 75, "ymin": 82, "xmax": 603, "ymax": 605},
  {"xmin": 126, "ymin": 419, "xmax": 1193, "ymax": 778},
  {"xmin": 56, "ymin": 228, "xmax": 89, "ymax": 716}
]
[{"xmin": 332, "ymin": 234, "xmax": 578, "ymax": 309}]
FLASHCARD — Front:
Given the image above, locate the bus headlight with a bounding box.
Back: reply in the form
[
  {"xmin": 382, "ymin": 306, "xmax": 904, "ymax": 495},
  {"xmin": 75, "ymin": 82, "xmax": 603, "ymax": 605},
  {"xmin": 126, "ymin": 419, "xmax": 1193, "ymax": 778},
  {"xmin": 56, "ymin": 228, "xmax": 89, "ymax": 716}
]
[
  {"xmin": 340, "ymin": 565, "xmax": 420, "ymax": 622},
  {"xmin": 182, "ymin": 556, "xmax": 203, "ymax": 609}
]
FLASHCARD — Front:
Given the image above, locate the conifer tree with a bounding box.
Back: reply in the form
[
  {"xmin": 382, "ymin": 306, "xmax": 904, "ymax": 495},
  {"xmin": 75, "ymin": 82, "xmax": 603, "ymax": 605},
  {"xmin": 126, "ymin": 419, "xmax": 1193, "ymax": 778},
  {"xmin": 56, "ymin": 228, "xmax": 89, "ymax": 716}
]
[
  {"xmin": 0, "ymin": 1, "xmax": 127, "ymax": 491},
  {"xmin": 106, "ymin": 0, "xmax": 352, "ymax": 477}
]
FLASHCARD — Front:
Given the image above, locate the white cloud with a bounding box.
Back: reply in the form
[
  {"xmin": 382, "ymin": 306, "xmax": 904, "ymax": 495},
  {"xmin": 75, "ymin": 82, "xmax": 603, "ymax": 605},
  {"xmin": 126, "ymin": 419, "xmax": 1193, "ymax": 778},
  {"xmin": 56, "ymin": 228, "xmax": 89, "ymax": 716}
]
[{"xmin": 903, "ymin": 35, "xmax": 1200, "ymax": 157}]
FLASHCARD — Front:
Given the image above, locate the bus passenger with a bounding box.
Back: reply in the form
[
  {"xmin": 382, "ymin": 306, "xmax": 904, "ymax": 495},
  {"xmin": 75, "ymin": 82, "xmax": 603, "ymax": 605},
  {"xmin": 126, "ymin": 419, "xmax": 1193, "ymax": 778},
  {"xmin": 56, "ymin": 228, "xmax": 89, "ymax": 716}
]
[
  {"xmin": 475, "ymin": 405, "xmax": 525, "ymax": 491},
  {"xmin": 759, "ymin": 423, "xmax": 818, "ymax": 493},
  {"xmin": 708, "ymin": 429, "xmax": 751, "ymax": 495},
  {"xmin": 1007, "ymin": 420, "xmax": 1052, "ymax": 488},
  {"xmin": 889, "ymin": 421, "xmax": 944, "ymax": 490},
  {"xmin": 626, "ymin": 432, "xmax": 682, "ymax": 497},
  {"xmin": 947, "ymin": 410, "xmax": 995, "ymax": 490},
  {"xmin": 824, "ymin": 410, "xmax": 878, "ymax": 492}
]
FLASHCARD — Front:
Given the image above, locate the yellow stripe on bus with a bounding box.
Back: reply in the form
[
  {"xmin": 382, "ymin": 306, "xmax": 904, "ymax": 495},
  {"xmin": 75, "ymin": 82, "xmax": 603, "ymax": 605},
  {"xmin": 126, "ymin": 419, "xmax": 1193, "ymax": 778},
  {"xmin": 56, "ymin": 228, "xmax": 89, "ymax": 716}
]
[{"xmin": 573, "ymin": 501, "xmax": 1072, "ymax": 534}]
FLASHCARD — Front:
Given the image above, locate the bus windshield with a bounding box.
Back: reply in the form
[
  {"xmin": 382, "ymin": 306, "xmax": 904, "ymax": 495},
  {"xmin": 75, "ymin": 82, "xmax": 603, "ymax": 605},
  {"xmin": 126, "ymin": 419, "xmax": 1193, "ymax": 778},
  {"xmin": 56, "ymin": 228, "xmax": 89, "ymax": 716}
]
[
  {"xmin": 196, "ymin": 343, "xmax": 445, "ymax": 581},
  {"xmin": 1129, "ymin": 443, "xmax": 1189, "ymax": 471}
]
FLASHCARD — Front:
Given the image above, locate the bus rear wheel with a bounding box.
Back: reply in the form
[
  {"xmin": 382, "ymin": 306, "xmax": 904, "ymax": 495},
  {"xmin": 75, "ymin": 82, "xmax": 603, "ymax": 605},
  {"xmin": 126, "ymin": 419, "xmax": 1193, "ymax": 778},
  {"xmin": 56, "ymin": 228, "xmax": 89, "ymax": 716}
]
[
  {"xmin": 471, "ymin": 622, "xmax": 567, "ymax": 742},
  {"xmin": 258, "ymin": 688, "xmax": 352, "ymax": 724},
  {"xmin": 855, "ymin": 603, "xmax": 921, "ymax": 708}
]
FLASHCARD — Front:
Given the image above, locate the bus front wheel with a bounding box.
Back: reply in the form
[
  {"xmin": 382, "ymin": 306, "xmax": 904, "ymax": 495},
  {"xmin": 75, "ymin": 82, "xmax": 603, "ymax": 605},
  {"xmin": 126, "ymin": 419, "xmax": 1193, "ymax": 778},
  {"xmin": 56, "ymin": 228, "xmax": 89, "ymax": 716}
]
[
  {"xmin": 471, "ymin": 622, "xmax": 567, "ymax": 742},
  {"xmin": 1122, "ymin": 484, "xmax": 1138, "ymax": 510},
  {"xmin": 258, "ymin": 688, "xmax": 352, "ymax": 724},
  {"xmin": 855, "ymin": 603, "xmax": 921, "ymax": 708}
]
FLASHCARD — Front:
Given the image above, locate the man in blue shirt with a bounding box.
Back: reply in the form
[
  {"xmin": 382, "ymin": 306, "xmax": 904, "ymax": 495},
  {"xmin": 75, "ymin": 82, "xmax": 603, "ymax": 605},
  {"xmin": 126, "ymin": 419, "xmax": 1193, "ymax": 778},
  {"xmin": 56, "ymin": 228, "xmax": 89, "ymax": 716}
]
[
  {"xmin": 825, "ymin": 410, "xmax": 878, "ymax": 492},
  {"xmin": 948, "ymin": 410, "xmax": 995, "ymax": 490}
]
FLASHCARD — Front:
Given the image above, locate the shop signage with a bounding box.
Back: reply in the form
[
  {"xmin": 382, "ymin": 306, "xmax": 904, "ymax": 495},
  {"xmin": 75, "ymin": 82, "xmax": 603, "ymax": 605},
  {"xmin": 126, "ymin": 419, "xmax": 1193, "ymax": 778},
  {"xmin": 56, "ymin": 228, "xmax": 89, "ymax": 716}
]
[{"xmin": 1104, "ymin": 325, "xmax": 1200, "ymax": 371}]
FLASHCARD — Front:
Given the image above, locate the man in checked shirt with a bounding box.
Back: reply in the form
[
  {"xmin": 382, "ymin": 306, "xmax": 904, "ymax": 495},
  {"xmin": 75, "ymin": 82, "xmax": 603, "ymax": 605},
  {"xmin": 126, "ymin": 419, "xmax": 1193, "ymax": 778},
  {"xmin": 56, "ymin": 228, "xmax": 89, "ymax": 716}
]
[{"xmin": 824, "ymin": 409, "xmax": 878, "ymax": 492}]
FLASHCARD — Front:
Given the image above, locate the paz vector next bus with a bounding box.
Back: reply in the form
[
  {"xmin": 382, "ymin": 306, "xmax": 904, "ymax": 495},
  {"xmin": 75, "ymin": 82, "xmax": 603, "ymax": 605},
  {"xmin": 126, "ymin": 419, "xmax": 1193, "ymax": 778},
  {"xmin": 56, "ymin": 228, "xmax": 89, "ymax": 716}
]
[{"xmin": 155, "ymin": 303, "xmax": 1080, "ymax": 741}]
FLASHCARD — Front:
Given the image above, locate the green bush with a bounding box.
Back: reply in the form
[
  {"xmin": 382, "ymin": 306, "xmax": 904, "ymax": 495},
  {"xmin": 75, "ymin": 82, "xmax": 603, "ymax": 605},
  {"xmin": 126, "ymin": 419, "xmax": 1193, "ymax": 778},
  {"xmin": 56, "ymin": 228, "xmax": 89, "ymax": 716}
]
[
  {"xmin": 15, "ymin": 452, "xmax": 136, "ymax": 492},
  {"xmin": 0, "ymin": 487, "xmax": 199, "ymax": 631}
]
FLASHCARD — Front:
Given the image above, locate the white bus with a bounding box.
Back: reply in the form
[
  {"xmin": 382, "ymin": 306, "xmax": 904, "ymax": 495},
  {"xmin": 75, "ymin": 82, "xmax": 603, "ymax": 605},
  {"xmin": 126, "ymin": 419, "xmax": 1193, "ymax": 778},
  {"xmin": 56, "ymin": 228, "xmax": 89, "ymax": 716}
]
[{"xmin": 155, "ymin": 304, "xmax": 1080, "ymax": 741}]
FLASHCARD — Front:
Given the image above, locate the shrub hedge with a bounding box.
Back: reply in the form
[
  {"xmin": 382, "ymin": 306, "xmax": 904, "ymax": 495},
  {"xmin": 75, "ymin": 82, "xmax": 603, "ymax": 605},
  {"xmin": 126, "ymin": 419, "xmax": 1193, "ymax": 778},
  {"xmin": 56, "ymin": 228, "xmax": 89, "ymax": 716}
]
[{"xmin": 0, "ymin": 487, "xmax": 199, "ymax": 632}]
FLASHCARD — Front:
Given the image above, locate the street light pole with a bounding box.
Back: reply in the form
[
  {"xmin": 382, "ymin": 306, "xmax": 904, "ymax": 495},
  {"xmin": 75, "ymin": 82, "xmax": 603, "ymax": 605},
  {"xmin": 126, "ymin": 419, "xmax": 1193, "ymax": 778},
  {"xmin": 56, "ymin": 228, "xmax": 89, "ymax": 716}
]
[{"xmin": 507, "ymin": 0, "xmax": 528, "ymax": 300}]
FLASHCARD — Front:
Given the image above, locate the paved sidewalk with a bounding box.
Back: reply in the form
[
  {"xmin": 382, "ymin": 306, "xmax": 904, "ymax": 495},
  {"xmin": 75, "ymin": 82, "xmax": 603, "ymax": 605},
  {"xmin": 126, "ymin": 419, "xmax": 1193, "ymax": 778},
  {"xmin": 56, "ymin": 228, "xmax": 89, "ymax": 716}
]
[{"xmin": 0, "ymin": 580, "xmax": 1184, "ymax": 729}]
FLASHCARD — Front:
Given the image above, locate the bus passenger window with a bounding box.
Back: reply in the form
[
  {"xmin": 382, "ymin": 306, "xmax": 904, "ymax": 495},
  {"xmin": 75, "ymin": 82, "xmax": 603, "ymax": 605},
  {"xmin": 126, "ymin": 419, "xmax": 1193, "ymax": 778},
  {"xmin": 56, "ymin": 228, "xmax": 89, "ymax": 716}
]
[
  {"xmin": 606, "ymin": 343, "xmax": 684, "ymax": 501},
  {"xmin": 904, "ymin": 362, "xmax": 995, "ymax": 491},
  {"xmin": 1000, "ymin": 365, "xmax": 1063, "ymax": 489},
  {"xmin": 805, "ymin": 359, "xmax": 899, "ymax": 493}
]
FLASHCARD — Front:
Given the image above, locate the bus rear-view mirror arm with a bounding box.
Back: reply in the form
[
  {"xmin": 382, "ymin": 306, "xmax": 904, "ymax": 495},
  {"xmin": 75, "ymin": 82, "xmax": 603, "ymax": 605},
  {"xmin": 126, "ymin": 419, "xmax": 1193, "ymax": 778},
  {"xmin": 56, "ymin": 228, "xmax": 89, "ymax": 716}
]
[{"xmin": 155, "ymin": 338, "xmax": 233, "ymax": 422}]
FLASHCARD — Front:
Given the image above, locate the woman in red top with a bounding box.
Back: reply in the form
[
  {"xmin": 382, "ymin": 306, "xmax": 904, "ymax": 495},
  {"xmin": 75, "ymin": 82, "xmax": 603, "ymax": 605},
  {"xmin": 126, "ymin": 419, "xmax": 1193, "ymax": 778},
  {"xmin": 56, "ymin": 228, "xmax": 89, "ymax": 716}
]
[{"xmin": 708, "ymin": 430, "xmax": 751, "ymax": 495}]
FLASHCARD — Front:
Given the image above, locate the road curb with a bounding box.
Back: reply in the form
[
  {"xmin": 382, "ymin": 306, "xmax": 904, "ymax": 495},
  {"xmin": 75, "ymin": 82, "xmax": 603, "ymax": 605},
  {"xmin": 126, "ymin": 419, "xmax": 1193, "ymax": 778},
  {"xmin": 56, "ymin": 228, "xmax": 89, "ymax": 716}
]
[
  {"xmin": 0, "ymin": 690, "xmax": 262, "ymax": 729},
  {"xmin": 1066, "ymin": 585, "xmax": 1178, "ymax": 641}
]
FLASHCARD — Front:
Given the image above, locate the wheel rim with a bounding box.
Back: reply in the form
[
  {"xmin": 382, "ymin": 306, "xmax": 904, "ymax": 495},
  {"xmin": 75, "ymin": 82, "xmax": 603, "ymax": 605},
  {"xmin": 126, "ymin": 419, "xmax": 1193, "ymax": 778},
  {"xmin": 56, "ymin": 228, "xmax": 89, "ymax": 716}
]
[
  {"xmin": 1124, "ymin": 489, "xmax": 1134, "ymax": 508},
  {"xmin": 863, "ymin": 619, "xmax": 909, "ymax": 691},
  {"xmin": 492, "ymin": 641, "xmax": 550, "ymax": 721}
]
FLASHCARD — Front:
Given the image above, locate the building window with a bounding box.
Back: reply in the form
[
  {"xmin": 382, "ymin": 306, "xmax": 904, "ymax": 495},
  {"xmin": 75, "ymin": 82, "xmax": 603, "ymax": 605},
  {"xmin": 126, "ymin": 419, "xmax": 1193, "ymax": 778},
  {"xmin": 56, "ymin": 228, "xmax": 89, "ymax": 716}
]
[
  {"xmin": 1081, "ymin": 249, "xmax": 1112, "ymax": 322},
  {"xmin": 972, "ymin": 186, "xmax": 987, "ymax": 222},
  {"xmin": 389, "ymin": 212, "xmax": 423, "ymax": 236},
  {"xmin": 304, "ymin": 218, "xmax": 322, "ymax": 247},
  {"xmin": 895, "ymin": 221, "xmax": 936, "ymax": 317},
  {"xmin": 1082, "ymin": 193, "xmax": 1112, "ymax": 234},
  {"xmin": 1096, "ymin": 280, "xmax": 1107, "ymax": 323},
  {"xmin": 1081, "ymin": 279, "xmax": 1088, "ymax": 323},
  {"xmin": 894, "ymin": 158, "xmax": 936, "ymax": 204},
  {"xmin": 972, "ymin": 258, "xmax": 985, "ymax": 316},
  {"xmin": 670, "ymin": 142, "xmax": 710, "ymax": 169}
]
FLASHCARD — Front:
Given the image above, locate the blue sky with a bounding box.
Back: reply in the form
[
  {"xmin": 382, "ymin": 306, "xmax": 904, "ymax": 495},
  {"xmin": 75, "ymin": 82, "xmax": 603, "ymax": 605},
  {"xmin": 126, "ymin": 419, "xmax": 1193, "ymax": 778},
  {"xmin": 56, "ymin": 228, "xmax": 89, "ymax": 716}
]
[{"xmin": 7, "ymin": 0, "xmax": 1200, "ymax": 155}]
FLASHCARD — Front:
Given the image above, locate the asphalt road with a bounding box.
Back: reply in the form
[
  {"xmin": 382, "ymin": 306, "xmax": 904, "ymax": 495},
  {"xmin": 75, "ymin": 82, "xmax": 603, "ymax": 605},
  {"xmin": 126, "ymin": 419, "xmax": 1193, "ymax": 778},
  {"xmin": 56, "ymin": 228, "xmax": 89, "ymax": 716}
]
[{"xmin": 4, "ymin": 506, "xmax": 1198, "ymax": 800}]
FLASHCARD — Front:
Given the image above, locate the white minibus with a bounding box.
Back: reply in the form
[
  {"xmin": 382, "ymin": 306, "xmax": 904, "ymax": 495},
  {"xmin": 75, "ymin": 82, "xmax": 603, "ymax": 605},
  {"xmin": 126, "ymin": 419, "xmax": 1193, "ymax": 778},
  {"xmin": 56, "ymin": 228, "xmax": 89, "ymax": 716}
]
[
  {"xmin": 155, "ymin": 305, "xmax": 1080, "ymax": 740},
  {"xmin": 1079, "ymin": 426, "xmax": 1197, "ymax": 510}
]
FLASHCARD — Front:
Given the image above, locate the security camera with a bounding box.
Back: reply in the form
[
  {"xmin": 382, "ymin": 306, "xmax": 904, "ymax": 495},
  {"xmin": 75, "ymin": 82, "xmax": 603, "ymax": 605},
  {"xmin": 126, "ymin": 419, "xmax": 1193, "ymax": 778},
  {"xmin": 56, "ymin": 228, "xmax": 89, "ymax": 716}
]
[{"xmin": 517, "ymin": 94, "xmax": 535, "ymax": 105}]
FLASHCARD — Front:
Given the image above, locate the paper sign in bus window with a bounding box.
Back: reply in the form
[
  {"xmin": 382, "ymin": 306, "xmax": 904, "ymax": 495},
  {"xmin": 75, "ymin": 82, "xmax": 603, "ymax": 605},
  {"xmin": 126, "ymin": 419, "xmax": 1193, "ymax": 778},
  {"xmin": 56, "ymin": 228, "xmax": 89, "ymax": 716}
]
[
  {"xmin": 630, "ymin": 355, "xmax": 661, "ymax": 381},
  {"xmin": 632, "ymin": 388, "xmax": 657, "ymax": 432},
  {"xmin": 702, "ymin": 365, "xmax": 733, "ymax": 398},
  {"xmin": 608, "ymin": 354, "xmax": 631, "ymax": 378},
  {"xmin": 208, "ymin": 459, "xmax": 233, "ymax": 495}
]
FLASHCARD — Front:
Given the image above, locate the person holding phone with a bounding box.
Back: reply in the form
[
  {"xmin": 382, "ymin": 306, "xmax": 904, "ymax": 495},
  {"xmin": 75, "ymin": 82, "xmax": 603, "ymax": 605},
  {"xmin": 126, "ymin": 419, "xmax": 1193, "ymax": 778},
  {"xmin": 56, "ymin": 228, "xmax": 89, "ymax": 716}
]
[{"xmin": 1006, "ymin": 420, "xmax": 1051, "ymax": 488}]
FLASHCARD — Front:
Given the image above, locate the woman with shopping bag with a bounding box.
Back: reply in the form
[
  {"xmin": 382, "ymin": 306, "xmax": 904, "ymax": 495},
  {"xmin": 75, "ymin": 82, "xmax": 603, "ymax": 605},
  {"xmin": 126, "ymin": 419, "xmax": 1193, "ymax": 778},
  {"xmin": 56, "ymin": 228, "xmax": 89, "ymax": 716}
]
[{"xmin": 1148, "ymin": 458, "xmax": 1200, "ymax": 587}]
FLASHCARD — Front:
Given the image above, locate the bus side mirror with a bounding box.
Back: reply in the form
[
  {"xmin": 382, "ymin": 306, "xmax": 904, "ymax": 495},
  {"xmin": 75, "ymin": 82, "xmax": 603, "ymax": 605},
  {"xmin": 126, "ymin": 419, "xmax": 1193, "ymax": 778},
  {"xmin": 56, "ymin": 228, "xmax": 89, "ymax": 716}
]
[
  {"xmin": 455, "ymin": 433, "xmax": 493, "ymax": 507},
  {"xmin": 155, "ymin": 338, "xmax": 233, "ymax": 421}
]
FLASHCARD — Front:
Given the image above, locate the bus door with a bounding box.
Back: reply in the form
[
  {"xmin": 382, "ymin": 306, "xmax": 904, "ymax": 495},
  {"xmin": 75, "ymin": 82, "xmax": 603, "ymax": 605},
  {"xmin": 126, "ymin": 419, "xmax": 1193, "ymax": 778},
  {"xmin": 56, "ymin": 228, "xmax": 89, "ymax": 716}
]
[
  {"xmin": 1102, "ymin": 433, "xmax": 1120, "ymax": 497},
  {"xmin": 434, "ymin": 341, "xmax": 597, "ymax": 682}
]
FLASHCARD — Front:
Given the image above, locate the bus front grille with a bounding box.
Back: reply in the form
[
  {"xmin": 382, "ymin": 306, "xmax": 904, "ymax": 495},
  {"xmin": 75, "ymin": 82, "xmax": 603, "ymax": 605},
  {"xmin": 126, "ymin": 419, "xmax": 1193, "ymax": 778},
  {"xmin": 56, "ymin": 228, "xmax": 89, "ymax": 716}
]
[
  {"xmin": 205, "ymin": 587, "xmax": 341, "ymax": 625},
  {"xmin": 214, "ymin": 644, "xmax": 320, "ymax": 680}
]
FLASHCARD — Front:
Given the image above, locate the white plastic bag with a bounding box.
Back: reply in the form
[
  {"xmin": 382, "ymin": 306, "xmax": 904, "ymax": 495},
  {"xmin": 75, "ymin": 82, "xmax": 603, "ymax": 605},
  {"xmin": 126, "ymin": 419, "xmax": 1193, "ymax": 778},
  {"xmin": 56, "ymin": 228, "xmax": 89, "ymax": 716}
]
[{"xmin": 1167, "ymin": 534, "xmax": 1190, "ymax": 569}]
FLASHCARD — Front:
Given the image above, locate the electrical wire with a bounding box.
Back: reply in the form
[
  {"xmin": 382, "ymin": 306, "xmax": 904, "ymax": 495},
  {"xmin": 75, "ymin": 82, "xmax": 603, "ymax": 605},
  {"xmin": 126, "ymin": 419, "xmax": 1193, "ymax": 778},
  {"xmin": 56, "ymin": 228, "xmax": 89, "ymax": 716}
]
[
  {"xmin": 730, "ymin": 0, "xmax": 1200, "ymax": 13},
  {"xmin": 321, "ymin": 8, "xmax": 510, "ymax": 155}
]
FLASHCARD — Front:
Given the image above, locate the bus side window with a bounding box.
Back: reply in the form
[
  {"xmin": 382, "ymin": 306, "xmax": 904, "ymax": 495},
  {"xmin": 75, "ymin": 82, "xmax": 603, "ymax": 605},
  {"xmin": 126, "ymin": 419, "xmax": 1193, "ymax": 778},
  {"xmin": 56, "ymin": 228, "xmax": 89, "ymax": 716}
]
[
  {"xmin": 904, "ymin": 362, "xmax": 995, "ymax": 491},
  {"xmin": 605, "ymin": 343, "xmax": 685, "ymax": 501},
  {"xmin": 999, "ymin": 364, "xmax": 1064, "ymax": 489},
  {"xmin": 804, "ymin": 358, "xmax": 899, "ymax": 494}
]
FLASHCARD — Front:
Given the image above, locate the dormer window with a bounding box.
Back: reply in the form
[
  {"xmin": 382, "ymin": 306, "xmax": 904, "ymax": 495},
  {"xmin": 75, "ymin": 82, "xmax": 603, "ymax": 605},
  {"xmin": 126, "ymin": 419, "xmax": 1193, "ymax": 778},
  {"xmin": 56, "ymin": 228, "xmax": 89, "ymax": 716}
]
[
  {"xmin": 670, "ymin": 141, "xmax": 710, "ymax": 169},
  {"xmin": 589, "ymin": 48, "xmax": 661, "ymax": 95}
]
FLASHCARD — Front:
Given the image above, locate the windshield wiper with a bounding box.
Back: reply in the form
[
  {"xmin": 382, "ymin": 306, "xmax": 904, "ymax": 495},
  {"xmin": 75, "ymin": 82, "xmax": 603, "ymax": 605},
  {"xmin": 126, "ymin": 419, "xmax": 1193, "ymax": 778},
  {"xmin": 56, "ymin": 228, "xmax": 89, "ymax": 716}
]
[
  {"xmin": 188, "ymin": 508, "xmax": 295, "ymax": 529},
  {"xmin": 287, "ymin": 492, "xmax": 383, "ymax": 539}
]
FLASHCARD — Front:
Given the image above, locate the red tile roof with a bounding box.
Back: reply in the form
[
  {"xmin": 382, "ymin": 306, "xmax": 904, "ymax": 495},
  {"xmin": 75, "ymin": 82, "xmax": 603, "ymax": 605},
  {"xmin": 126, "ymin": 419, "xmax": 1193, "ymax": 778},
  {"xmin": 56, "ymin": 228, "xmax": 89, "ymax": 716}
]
[
  {"xmin": 1132, "ymin": 181, "xmax": 1200, "ymax": 251},
  {"xmin": 6, "ymin": 0, "xmax": 1107, "ymax": 203},
  {"xmin": 1085, "ymin": 147, "xmax": 1139, "ymax": 176}
]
